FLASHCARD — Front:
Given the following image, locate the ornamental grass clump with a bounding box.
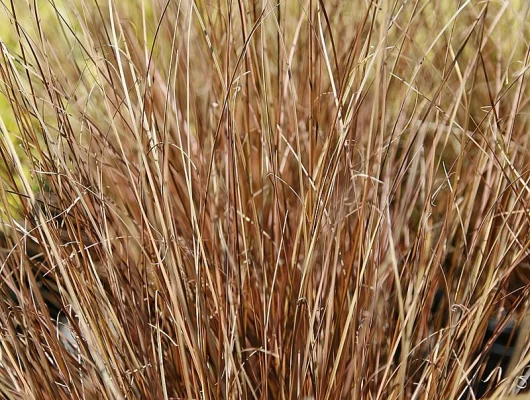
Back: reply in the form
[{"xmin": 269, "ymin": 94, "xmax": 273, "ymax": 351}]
[{"xmin": 1, "ymin": 1, "xmax": 530, "ymax": 399}]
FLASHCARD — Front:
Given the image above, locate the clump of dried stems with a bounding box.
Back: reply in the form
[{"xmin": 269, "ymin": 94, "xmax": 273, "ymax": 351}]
[{"xmin": 1, "ymin": 0, "xmax": 530, "ymax": 399}]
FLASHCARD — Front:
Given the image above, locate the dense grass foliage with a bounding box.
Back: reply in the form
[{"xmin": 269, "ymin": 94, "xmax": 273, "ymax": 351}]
[{"xmin": 1, "ymin": 0, "xmax": 530, "ymax": 399}]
